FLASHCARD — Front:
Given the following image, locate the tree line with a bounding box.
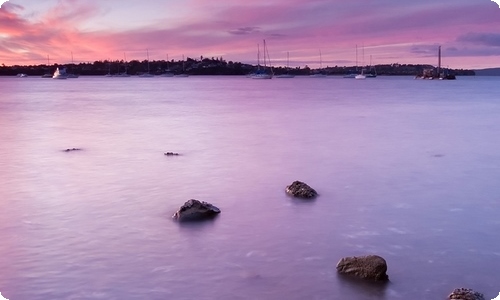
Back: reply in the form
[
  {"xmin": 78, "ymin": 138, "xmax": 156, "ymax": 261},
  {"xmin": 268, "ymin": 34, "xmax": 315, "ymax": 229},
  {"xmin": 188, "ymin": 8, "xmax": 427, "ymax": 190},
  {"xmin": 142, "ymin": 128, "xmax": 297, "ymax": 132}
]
[{"xmin": 0, "ymin": 56, "xmax": 475, "ymax": 76}]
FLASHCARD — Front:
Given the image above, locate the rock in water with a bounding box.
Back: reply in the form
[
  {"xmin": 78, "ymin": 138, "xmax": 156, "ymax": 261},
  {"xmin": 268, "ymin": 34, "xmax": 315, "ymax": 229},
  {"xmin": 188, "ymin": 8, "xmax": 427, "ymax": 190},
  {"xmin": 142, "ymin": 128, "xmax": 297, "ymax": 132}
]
[
  {"xmin": 164, "ymin": 152, "xmax": 179, "ymax": 156},
  {"xmin": 448, "ymin": 288, "xmax": 485, "ymax": 300},
  {"xmin": 286, "ymin": 181, "xmax": 318, "ymax": 199},
  {"xmin": 172, "ymin": 199, "xmax": 221, "ymax": 221},
  {"xmin": 336, "ymin": 255, "xmax": 388, "ymax": 281}
]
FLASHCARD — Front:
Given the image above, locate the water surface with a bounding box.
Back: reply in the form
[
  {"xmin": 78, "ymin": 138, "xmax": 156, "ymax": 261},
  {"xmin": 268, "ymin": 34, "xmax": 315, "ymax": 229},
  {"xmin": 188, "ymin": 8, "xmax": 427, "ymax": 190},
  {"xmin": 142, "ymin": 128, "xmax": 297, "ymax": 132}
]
[{"xmin": 1, "ymin": 75, "xmax": 499, "ymax": 299}]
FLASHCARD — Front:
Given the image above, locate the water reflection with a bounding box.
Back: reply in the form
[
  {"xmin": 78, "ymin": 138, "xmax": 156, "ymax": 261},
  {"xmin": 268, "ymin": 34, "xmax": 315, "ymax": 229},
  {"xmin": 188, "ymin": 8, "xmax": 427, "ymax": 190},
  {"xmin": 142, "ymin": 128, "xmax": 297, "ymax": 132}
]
[{"xmin": 336, "ymin": 273, "xmax": 390, "ymax": 300}]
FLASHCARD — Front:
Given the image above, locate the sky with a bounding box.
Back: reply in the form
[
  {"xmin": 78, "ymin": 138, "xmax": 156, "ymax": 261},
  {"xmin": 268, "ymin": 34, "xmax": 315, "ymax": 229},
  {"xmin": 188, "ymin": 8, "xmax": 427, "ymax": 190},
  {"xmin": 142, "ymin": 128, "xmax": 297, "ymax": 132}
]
[{"xmin": 0, "ymin": 0, "xmax": 499, "ymax": 69}]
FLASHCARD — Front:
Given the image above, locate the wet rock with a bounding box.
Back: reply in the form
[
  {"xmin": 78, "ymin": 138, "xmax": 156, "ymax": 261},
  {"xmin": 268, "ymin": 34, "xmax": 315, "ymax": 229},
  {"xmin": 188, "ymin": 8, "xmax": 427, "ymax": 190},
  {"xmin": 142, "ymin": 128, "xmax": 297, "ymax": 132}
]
[
  {"xmin": 448, "ymin": 288, "xmax": 485, "ymax": 300},
  {"xmin": 172, "ymin": 199, "xmax": 220, "ymax": 221},
  {"xmin": 285, "ymin": 181, "xmax": 318, "ymax": 199},
  {"xmin": 336, "ymin": 255, "xmax": 388, "ymax": 281}
]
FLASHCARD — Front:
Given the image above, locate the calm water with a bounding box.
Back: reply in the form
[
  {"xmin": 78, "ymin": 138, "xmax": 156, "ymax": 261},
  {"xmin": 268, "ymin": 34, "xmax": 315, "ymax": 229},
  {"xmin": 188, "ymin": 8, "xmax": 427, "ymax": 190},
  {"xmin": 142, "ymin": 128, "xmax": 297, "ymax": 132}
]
[{"xmin": 0, "ymin": 75, "xmax": 499, "ymax": 300}]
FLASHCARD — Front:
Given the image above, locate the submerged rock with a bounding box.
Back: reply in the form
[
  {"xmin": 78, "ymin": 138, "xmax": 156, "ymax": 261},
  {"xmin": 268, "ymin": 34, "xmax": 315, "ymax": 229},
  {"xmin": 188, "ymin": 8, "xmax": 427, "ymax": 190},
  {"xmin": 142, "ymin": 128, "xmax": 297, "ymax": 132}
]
[
  {"xmin": 172, "ymin": 199, "xmax": 220, "ymax": 221},
  {"xmin": 336, "ymin": 255, "xmax": 388, "ymax": 281},
  {"xmin": 63, "ymin": 148, "xmax": 82, "ymax": 152},
  {"xmin": 164, "ymin": 152, "xmax": 179, "ymax": 156},
  {"xmin": 448, "ymin": 288, "xmax": 485, "ymax": 300},
  {"xmin": 285, "ymin": 181, "xmax": 318, "ymax": 199}
]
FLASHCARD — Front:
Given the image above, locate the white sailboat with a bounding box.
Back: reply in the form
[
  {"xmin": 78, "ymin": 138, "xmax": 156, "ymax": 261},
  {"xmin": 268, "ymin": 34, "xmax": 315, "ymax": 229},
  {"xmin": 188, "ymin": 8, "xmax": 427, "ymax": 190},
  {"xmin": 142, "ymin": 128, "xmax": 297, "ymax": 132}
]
[
  {"xmin": 354, "ymin": 70, "xmax": 366, "ymax": 80},
  {"xmin": 344, "ymin": 45, "xmax": 359, "ymax": 78},
  {"xmin": 251, "ymin": 40, "xmax": 273, "ymax": 79},
  {"xmin": 52, "ymin": 67, "xmax": 68, "ymax": 79},
  {"xmin": 355, "ymin": 45, "xmax": 366, "ymax": 79}
]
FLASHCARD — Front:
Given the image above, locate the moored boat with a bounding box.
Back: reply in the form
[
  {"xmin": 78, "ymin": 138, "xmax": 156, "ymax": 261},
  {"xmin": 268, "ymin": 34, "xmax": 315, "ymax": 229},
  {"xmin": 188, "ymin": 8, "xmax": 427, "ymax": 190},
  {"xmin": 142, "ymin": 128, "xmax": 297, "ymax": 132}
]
[
  {"xmin": 415, "ymin": 46, "xmax": 456, "ymax": 80},
  {"xmin": 276, "ymin": 52, "xmax": 295, "ymax": 78},
  {"xmin": 52, "ymin": 67, "xmax": 68, "ymax": 79},
  {"xmin": 250, "ymin": 40, "xmax": 273, "ymax": 79}
]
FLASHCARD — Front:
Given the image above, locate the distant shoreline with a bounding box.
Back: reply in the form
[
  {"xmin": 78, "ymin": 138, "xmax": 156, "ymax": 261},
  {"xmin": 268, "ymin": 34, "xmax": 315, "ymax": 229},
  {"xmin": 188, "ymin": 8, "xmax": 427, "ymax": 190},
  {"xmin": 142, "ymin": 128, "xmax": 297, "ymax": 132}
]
[{"xmin": 0, "ymin": 57, "xmax": 477, "ymax": 77}]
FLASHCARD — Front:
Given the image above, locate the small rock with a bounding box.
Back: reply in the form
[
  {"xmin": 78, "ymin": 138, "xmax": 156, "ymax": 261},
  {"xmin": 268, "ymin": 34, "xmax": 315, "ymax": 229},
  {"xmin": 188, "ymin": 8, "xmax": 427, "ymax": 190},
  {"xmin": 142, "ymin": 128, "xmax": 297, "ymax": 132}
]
[
  {"xmin": 286, "ymin": 181, "xmax": 318, "ymax": 199},
  {"xmin": 172, "ymin": 199, "xmax": 220, "ymax": 221},
  {"xmin": 448, "ymin": 288, "xmax": 485, "ymax": 300},
  {"xmin": 164, "ymin": 152, "xmax": 179, "ymax": 156},
  {"xmin": 336, "ymin": 255, "xmax": 388, "ymax": 281},
  {"xmin": 63, "ymin": 148, "xmax": 82, "ymax": 152}
]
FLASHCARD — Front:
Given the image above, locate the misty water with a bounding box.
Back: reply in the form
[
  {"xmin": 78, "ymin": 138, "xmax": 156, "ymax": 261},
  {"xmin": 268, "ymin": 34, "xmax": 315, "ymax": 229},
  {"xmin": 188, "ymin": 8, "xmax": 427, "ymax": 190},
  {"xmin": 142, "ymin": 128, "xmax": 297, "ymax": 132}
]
[{"xmin": 0, "ymin": 75, "xmax": 499, "ymax": 300}]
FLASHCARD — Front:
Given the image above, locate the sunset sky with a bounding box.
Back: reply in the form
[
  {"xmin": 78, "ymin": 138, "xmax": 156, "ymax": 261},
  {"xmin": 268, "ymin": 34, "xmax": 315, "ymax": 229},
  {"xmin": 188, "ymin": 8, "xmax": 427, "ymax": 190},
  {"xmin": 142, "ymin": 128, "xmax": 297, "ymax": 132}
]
[{"xmin": 1, "ymin": 0, "xmax": 499, "ymax": 69}]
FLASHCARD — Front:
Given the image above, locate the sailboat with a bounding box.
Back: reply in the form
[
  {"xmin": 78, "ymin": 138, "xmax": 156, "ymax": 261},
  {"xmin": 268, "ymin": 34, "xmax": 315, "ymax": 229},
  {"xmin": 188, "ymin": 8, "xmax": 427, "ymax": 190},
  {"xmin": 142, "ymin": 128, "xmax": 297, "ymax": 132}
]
[
  {"xmin": 355, "ymin": 45, "xmax": 366, "ymax": 79},
  {"xmin": 114, "ymin": 53, "xmax": 131, "ymax": 77},
  {"xmin": 354, "ymin": 70, "xmax": 366, "ymax": 79},
  {"xmin": 344, "ymin": 45, "xmax": 359, "ymax": 78},
  {"xmin": 139, "ymin": 49, "xmax": 155, "ymax": 77},
  {"xmin": 160, "ymin": 54, "xmax": 174, "ymax": 77},
  {"xmin": 52, "ymin": 67, "xmax": 68, "ymax": 79},
  {"xmin": 41, "ymin": 55, "xmax": 53, "ymax": 78},
  {"xmin": 276, "ymin": 52, "xmax": 295, "ymax": 78},
  {"xmin": 104, "ymin": 61, "xmax": 113, "ymax": 77},
  {"xmin": 365, "ymin": 55, "xmax": 377, "ymax": 78},
  {"xmin": 251, "ymin": 40, "xmax": 273, "ymax": 79},
  {"xmin": 174, "ymin": 55, "xmax": 189, "ymax": 77},
  {"xmin": 310, "ymin": 50, "xmax": 327, "ymax": 78},
  {"xmin": 66, "ymin": 52, "xmax": 79, "ymax": 78}
]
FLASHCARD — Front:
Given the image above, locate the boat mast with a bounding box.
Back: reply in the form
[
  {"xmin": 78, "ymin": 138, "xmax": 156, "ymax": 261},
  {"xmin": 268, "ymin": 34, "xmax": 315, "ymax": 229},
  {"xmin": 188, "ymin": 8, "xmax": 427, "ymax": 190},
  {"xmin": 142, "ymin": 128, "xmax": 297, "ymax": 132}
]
[
  {"xmin": 124, "ymin": 52, "xmax": 128, "ymax": 74},
  {"xmin": 263, "ymin": 40, "xmax": 267, "ymax": 69},
  {"xmin": 264, "ymin": 39, "xmax": 273, "ymax": 75},
  {"xmin": 355, "ymin": 45, "xmax": 358, "ymax": 72},
  {"xmin": 319, "ymin": 49, "xmax": 323, "ymax": 69},
  {"xmin": 146, "ymin": 49, "xmax": 150, "ymax": 73},
  {"xmin": 362, "ymin": 44, "xmax": 365, "ymax": 68},
  {"xmin": 257, "ymin": 43, "xmax": 261, "ymax": 70},
  {"xmin": 437, "ymin": 46, "xmax": 441, "ymax": 77}
]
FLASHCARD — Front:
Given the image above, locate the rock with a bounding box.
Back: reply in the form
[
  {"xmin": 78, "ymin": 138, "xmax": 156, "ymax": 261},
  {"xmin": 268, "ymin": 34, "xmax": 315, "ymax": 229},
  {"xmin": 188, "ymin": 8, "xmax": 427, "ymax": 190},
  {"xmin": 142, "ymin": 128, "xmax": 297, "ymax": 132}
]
[
  {"xmin": 172, "ymin": 199, "xmax": 220, "ymax": 221},
  {"xmin": 164, "ymin": 152, "xmax": 179, "ymax": 156},
  {"xmin": 448, "ymin": 288, "xmax": 485, "ymax": 300},
  {"xmin": 63, "ymin": 148, "xmax": 82, "ymax": 152},
  {"xmin": 285, "ymin": 181, "xmax": 318, "ymax": 199},
  {"xmin": 336, "ymin": 255, "xmax": 388, "ymax": 281}
]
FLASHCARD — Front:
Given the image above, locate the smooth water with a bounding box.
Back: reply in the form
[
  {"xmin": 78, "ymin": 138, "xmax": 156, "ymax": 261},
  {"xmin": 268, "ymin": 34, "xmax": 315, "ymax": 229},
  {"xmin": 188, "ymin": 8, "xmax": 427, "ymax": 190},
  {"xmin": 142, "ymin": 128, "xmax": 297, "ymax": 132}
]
[{"xmin": 0, "ymin": 75, "xmax": 499, "ymax": 300}]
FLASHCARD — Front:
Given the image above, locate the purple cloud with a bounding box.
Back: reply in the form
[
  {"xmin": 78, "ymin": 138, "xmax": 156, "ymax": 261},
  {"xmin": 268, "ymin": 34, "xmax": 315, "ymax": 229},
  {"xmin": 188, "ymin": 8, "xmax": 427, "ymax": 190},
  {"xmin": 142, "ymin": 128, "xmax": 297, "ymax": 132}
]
[
  {"xmin": 228, "ymin": 27, "xmax": 261, "ymax": 35},
  {"xmin": 457, "ymin": 32, "xmax": 500, "ymax": 47}
]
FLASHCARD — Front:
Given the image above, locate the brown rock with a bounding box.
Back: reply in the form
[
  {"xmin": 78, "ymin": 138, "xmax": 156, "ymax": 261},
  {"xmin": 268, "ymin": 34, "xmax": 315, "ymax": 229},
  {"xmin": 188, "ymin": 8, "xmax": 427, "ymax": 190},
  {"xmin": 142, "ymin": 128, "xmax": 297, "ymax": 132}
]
[
  {"xmin": 336, "ymin": 255, "xmax": 388, "ymax": 281},
  {"xmin": 172, "ymin": 199, "xmax": 220, "ymax": 222},
  {"xmin": 448, "ymin": 288, "xmax": 485, "ymax": 300},
  {"xmin": 285, "ymin": 181, "xmax": 318, "ymax": 199}
]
